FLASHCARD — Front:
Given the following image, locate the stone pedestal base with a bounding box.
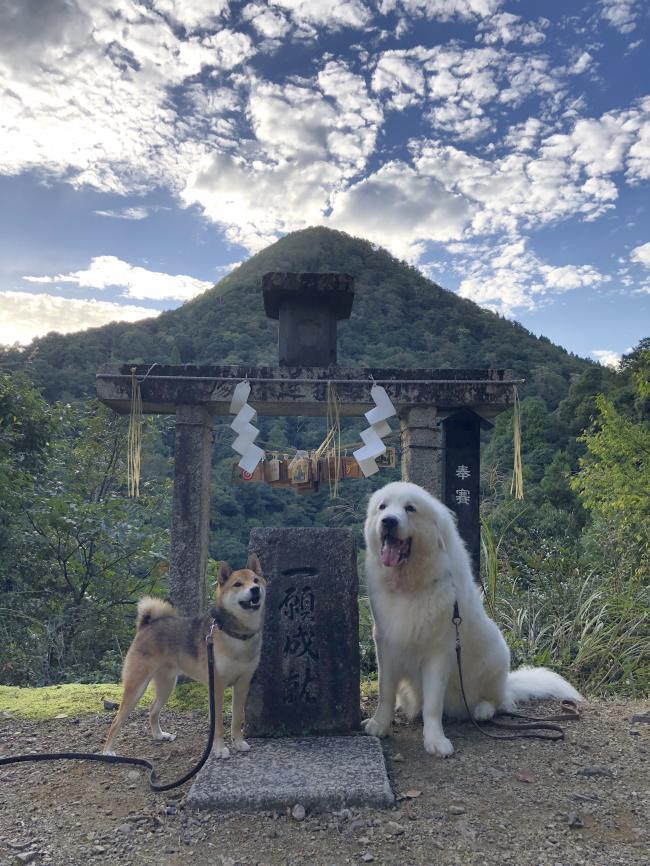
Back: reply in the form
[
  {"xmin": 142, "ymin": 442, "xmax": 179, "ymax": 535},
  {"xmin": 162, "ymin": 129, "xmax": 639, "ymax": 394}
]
[{"xmin": 186, "ymin": 736, "xmax": 394, "ymax": 811}]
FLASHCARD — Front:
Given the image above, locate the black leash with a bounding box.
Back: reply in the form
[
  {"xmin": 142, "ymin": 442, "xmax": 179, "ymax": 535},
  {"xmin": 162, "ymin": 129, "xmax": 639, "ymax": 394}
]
[
  {"xmin": 452, "ymin": 601, "xmax": 580, "ymax": 742},
  {"xmin": 0, "ymin": 625, "xmax": 218, "ymax": 792}
]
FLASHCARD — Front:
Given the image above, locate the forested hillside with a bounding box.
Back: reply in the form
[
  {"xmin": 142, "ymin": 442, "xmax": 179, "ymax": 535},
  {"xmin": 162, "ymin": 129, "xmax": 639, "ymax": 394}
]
[
  {"xmin": 1, "ymin": 228, "xmax": 647, "ymax": 696},
  {"xmin": 1, "ymin": 226, "xmax": 588, "ymax": 402}
]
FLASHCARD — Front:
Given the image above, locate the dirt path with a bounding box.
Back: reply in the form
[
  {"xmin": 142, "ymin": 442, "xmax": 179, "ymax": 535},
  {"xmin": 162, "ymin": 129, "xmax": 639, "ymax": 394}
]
[{"xmin": 1, "ymin": 698, "xmax": 649, "ymax": 866}]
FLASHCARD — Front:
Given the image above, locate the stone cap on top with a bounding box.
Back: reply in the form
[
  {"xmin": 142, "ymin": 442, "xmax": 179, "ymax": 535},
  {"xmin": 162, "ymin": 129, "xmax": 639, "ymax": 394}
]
[{"xmin": 262, "ymin": 272, "xmax": 355, "ymax": 321}]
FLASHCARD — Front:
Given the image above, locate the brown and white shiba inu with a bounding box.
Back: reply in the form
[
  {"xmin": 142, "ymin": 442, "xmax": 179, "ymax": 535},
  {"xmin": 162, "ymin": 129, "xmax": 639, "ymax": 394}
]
[{"xmin": 103, "ymin": 554, "xmax": 266, "ymax": 758}]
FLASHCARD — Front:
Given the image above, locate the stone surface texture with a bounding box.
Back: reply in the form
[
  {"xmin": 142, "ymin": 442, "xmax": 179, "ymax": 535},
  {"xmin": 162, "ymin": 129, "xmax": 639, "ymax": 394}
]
[
  {"xmin": 168, "ymin": 404, "xmax": 213, "ymax": 616},
  {"xmin": 399, "ymin": 405, "xmax": 442, "ymax": 497},
  {"xmin": 186, "ymin": 736, "xmax": 394, "ymax": 811},
  {"xmin": 96, "ymin": 364, "xmax": 516, "ymax": 419},
  {"xmin": 262, "ymin": 272, "xmax": 355, "ymax": 367},
  {"xmin": 245, "ymin": 527, "xmax": 361, "ymax": 737}
]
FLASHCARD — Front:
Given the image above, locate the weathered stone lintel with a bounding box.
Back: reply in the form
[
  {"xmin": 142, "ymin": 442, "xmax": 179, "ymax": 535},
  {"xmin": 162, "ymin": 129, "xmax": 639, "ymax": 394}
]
[{"xmin": 96, "ymin": 364, "xmax": 517, "ymax": 419}]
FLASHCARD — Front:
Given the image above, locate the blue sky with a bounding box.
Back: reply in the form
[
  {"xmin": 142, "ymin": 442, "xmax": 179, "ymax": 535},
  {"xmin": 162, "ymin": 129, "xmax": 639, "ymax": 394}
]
[{"xmin": 1, "ymin": 0, "xmax": 649, "ymax": 366}]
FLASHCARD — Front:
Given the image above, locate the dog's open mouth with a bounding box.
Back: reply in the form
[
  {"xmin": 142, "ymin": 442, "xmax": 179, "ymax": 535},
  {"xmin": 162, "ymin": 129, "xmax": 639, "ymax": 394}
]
[
  {"xmin": 381, "ymin": 534, "xmax": 411, "ymax": 567},
  {"xmin": 239, "ymin": 599, "xmax": 261, "ymax": 610}
]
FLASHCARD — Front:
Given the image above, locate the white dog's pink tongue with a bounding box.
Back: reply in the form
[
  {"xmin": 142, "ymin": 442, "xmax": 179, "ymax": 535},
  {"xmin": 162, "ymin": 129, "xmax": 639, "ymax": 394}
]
[{"xmin": 381, "ymin": 539, "xmax": 402, "ymax": 567}]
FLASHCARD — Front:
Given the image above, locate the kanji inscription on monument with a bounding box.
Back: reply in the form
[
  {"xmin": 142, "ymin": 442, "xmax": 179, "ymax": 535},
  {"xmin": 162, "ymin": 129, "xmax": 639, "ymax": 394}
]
[{"xmin": 245, "ymin": 527, "xmax": 361, "ymax": 737}]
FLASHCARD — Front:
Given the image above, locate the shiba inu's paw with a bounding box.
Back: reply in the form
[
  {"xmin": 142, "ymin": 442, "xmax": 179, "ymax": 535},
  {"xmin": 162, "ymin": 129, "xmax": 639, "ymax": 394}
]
[
  {"xmin": 232, "ymin": 739, "xmax": 251, "ymax": 752},
  {"xmin": 154, "ymin": 731, "xmax": 177, "ymax": 742},
  {"xmin": 362, "ymin": 716, "xmax": 391, "ymax": 738},
  {"xmin": 473, "ymin": 701, "xmax": 496, "ymax": 721},
  {"xmin": 424, "ymin": 733, "xmax": 454, "ymax": 757},
  {"xmin": 212, "ymin": 744, "xmax": 230, "ymax": 759}
]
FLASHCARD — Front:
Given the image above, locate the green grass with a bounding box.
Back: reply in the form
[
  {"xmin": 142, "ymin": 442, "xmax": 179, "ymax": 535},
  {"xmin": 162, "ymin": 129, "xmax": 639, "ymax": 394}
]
[
  {"xmin": 0, "ymin": 679, "xmax": 378, "ymax": 722},
  {"xmin": 0, "ymin": 681, "xmax": 212, "ymax": 721}
]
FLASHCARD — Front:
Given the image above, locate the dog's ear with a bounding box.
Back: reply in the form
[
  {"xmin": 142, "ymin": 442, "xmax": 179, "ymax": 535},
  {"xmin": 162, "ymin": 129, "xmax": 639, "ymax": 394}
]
[
  {"xmin": 246, "ymin": 552, "xmax": 262, "ymax": 576},
  {"xmin": 218, "ymin": 561, "xmax": 233, "ymax": 585}
]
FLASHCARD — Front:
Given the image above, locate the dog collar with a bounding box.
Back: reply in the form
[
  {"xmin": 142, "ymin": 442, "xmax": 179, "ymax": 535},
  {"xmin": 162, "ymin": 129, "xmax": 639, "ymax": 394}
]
[{"xmin": 211, "ymin": 614, "xmax": 257, "ymax": 642}]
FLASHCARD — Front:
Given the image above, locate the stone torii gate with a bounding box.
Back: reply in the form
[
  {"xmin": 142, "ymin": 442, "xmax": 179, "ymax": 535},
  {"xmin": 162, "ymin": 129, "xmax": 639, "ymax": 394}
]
[{"xmin": 96, "ymin": 272, "xmax": 517, "ymax": 617}]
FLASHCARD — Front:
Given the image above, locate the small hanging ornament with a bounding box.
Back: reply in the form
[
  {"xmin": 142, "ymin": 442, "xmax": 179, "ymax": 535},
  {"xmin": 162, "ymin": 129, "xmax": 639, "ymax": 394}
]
[
  {"xmin": 229, "ymin": 381, "xmax": 264, "ymax": 474},
  {"xmin": 353, "ymin": 383, "xmax": 397, "ymax": 477}
]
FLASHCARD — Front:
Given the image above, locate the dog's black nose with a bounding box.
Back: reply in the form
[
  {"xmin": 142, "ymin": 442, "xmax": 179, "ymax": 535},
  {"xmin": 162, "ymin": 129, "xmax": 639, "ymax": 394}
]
[
  {"xmin": 381, "ymin": 515, "xmax": 398, "ymax": 530},
  {"xmin": 250, "ymin": 585, "xmax": 261, "ymax": 600}
]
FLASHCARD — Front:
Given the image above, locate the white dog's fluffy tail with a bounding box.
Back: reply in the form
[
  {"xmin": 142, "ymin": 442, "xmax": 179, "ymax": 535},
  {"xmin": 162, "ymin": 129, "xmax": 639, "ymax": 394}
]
[{"xmin": 501, "ymin": 666, "xmax": 582, "ymax": 712}]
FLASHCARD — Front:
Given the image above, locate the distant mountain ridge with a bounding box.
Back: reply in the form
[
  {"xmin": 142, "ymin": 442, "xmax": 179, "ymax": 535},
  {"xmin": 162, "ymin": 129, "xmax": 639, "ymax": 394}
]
[{"xmin": 2, "ymin": 227, "xmax": 590, "ymax": 405}]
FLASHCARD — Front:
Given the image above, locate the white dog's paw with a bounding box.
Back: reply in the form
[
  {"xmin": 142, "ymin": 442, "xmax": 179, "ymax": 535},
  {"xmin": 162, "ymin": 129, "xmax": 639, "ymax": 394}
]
[
  {"xmin": 362, "ymin": 716, "xmax": 391, "ymax": 738},
  {"xmin": 424, "ymin": 734, "xmax": 454, "ymax": 757},
  {"xmin": 154, "ymin": 730, "xmax": 177, "ymax": 743},
  {"xmin": 212, "ymin": 743, "xmax": 230, "ymax": 759},
  {"xmin": 232, "ymin": 738, "xmax": 251, "ymax": 753},
  {"xmin": 473, "ymin": 701, "xmax": 496, "ymax": 722}
]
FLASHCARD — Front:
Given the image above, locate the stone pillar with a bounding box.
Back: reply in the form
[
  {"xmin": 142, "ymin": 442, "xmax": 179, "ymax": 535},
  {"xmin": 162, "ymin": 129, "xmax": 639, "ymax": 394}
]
[
  {"xmin": 245, "ymin": 527, "xmax": 361, "ymax": 737},
  {"xmin": 442, "ymin": 410, "xmax": 481, "ymax": 580},
  {"xmin": 168, "ymin": 404, "xmax": 213, "ymax": 617},
  {"xmin": 399, "ymin": 406, "xmax": 442, "ymax": 498}
]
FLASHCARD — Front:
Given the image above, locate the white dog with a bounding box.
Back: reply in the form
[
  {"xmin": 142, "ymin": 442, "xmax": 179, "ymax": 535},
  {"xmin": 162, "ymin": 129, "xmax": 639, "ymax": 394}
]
[{"xmin": 362, "ymin": 481, "xmax": 581, "ymax": 756}]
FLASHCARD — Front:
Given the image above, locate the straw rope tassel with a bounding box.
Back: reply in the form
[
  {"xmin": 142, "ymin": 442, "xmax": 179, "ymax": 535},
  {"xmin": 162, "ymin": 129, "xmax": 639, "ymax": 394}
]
[
  {"xmin": 127, "ymin": 367, "xmax": 143, "ymax": 498},
  {"xmin": 510, "ymin": 385, "xmax": 524, "ymax": 500},
  {"xmin": 326, "ymin": 382, "xmax": 342, "ymax": 499}
]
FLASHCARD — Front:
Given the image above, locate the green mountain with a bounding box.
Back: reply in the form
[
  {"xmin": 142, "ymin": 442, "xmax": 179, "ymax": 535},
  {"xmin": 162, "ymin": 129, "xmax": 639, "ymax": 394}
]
[{"xmin": 2, "ymin": 226, "xmax": 590, "ymax": 404}]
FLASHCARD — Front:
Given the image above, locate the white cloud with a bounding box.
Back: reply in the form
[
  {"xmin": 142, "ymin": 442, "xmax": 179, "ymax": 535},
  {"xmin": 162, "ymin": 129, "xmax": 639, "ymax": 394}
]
[
  {"xmin": 153, "ymin": 0, "xmax": 229, "ymax": 32},
  {"xmin": 591, "ymin": 349, "xmax": 621, "ymax": 368},
  {"xmin": 598, "ymin": 0, "xmax": 642, "ymax": 33},
  {"xmin": 24, "ymin": 257, "xmax": 213, "ymax": 302},
  {"xmin": 631, "ymin": 241, "xmax": 650, "ymax": 267},
  {"xmin": 242, "ymin": 3, "xmax": 291, "ymax": 38},
  {"xmin": 270, "ymin": 0, "xmax": 372, "ymax": 32},
  {"xmin": 0, "ymin": 291, "xmax": 159, "ymax": 348},
  {"xmin": 0, "ymin": 0, "xmax": 255, "ymax": 193},
  {"xmin": 446, "ymin": 237, "xmax": 607, "ymax": 315},
  {"xmin": 182, "ymin": 62, "xmax": 383, "ymax": 248},
  {"xmin": 391, "ymin": 0, "xmax": 502, "ymax": 21},
  {"xmin": 94, "ymin": 207, "xmax": 150, "ymax": 220},
  {"xmin": 329, "ymin": 161, "xmax": 473, "ymax": 260},
  {"xmin": 476, "ymin": 12, "xmax": 549, "ymax": 46}
]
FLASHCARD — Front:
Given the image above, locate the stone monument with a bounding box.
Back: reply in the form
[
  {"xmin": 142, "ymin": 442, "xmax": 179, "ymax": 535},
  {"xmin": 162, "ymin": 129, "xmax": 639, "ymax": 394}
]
[{"xmin": 245, "ymin": 527, "xmax": 360, "ymax": 737}]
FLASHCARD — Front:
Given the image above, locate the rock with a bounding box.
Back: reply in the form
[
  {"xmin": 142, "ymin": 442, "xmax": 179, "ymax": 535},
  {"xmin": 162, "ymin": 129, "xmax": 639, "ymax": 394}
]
[
  {"xmin": 291, "ymin": 803, "xmax": 306, "ymax": 821},
  {"xmin": 126, "ymin": 770, "xmax": 141, "ymax": 781},
  {"xmin": 102, "ymin": 700, "xmax": 119, "ymax": 711},
  {"xmin": 578, "ymin": 765, "xmax": 614, "ymax": 778},
  {"xmin": 449, "ymin": 805, "xmax": 466, "ymax": 816},
  {"xmin": 567, "ymin": 812, "xmax": 584, "ymax": 829},
  {"xmin": 631, "ymin": 712, "xmax": 650, "ymax": 724},
  {"xmin": 385, "ymin": 821, "xmax": 405, "ymax": 836},
  {"xmin": 115, "ymin": 823, "xmax": 134, "ymax": 834},
  {"xmin": 12, "ymin": 853, "xmax": 39, "ymax": 865},
  {"xmin": 361, "ymin": 854, "xmax": 375, "ymax": 862},
  {"xmin": 391, "ymin": 753, "xmax": 405, "ymax": 762}
]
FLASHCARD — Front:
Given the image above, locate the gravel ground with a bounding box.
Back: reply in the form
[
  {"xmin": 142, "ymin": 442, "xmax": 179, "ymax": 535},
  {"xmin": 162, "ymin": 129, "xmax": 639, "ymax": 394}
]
[{"xmin": 1, "ymin": 697, "xmax": 649, "ymax": 866}]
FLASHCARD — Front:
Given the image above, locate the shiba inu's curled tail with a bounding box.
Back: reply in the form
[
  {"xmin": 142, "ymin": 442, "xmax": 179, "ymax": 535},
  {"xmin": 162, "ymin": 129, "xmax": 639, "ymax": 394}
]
[
  {"xmin": 136, "ymin": 596, "xmax": 177, "ymax": 630},
  {"xmin": 501, "ymin": 666, "xmax": 582, "ymax": 712}
]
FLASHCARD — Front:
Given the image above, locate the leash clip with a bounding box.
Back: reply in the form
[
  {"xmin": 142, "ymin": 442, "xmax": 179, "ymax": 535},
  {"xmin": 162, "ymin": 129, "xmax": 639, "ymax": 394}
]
[
  {"xmin": 206, "ymin": 619, "xmax": 217, "ymax": 644},
  {"xmin": 451, "ymin": 600, "xmax": 462, "ymax": 627}
]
